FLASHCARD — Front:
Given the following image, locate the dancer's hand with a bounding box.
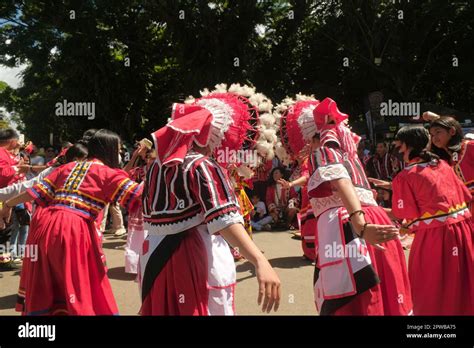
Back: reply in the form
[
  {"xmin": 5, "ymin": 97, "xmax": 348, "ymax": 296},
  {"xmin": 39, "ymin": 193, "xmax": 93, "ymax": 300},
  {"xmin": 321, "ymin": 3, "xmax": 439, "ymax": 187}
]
[
  {"xmin": 132, "ymin": 143, "xmax": 147, "ymax": 160},
  {"xmin": 422, "ymin": 111, "xmax": 440, "ymax": 122},
  {"xmin": 219, "ymin": 223, "xmax": 281, "ymax": 313},
  {"xmin": 0, "ymin": 204, "xmax": 13, "ymax": 229},
  {"xmin": 356, "ymin": 224, "xmax": 399, "ymax": 251},
  {"xmin": 256, "ymin": 258, "xmax": 281, "ymax": 313},
  {"xmin": 17, "ymin": 165, "xmax": 31, "ymax": 174},
  {"xmin": 367, "ymin": 178, "xmax": 391, "ymax": 190},
  {"xmin": 137, "ymin": 144, "xmax": 148, "ymax": 159},
  {"xmin": 277, "ymin": 178, "xmax": 291, "ymax": 189}
]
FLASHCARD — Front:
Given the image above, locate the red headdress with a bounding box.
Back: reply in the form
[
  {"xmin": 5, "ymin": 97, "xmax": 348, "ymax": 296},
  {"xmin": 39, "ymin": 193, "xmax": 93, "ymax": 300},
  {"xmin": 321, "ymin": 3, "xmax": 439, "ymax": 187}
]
[
  {"xmin": 274, "ymin": 94, "xmax": 320, "ymax": 165},
  {"xmin": 152, "ymin": 83, "xmax": 276, "ymax": 169},
  {"xmin": 312, "ymin": 97, "xmax": 360, "ymax": 156}
]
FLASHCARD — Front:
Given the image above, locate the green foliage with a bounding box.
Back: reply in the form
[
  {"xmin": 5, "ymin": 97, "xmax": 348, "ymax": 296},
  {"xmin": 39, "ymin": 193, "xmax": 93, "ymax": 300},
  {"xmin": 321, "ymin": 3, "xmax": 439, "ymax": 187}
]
[{"xmin": 0, "ymin": 0, "xmax": 473, "ymax": 143}]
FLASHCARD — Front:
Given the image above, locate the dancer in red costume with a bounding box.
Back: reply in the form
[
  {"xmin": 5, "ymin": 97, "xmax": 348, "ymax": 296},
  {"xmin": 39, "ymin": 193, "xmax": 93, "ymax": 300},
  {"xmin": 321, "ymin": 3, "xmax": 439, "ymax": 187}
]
[
  {"xmin": 139, "ymin": 84, "xmax": 280, "ymax": 315},
  {"xmin": 275, "ymin": 95, "xmax": 321, "ymax": 260},
  {"xmin": 0, "ymin": 130, "xmax": 141, "ymax": 315},
  {"xmin": 300, "ymin": 97, "xmax": 412, "ymax": 315},
  {"xmin": 427, "ymin": 115, "xmax": 474, "ymax": 216},
  {"xmin": 392, "ymin": 125, "xmax": 474, "ymax": 315}
]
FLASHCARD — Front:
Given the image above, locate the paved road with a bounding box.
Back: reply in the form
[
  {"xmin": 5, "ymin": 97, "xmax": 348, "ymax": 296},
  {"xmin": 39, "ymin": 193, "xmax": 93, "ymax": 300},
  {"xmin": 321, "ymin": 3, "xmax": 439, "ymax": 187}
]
[{"xmin": 0, "ymin": 229, "xmax": 316, "ymax": 316}]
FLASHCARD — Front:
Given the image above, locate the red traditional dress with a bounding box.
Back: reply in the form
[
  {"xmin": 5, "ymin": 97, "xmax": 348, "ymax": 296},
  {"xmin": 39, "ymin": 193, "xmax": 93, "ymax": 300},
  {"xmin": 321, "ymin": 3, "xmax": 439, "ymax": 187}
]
[
  {"xmin": 0, "ymin": 147, "xmax": 19, "ymax": 188},
  {"xmin": 252, "ymin": 160, "xmax": 273, "ymax": 201},
  {"xmin": 305, "ymin": 98, "xmax": 412, "ymax": 316},
  {"xmin": 138, "ymin": 88, "xmax": 274, "ymax": 315},
  {"xmin": 139, "ymin": 151, "xmax": 242, "ymax": 315},
  {"xmin": 16, "ymin": 159, "xmax": 141, "ymax": 315},
  {"xmin": 392, "ymin": 158, "xmax": 474, "ymax": 315},
  {"xmin": 452, "ymin": 139, "xmax": 474, "ymax": 216}
]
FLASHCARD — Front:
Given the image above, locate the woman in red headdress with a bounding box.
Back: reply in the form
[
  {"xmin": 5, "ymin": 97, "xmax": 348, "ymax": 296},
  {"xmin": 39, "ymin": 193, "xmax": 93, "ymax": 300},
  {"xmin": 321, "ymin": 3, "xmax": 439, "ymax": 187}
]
[
  {"xmin": 275, "ymin": 97, "xmax": 320, "ymax": 260},
  {"xmin": 302, "ymin": 98, "xmax": 412, "ymax": 315},
  {"xmin": 139, "ymin": 89, "xmax": 281, "ymax": 315}
]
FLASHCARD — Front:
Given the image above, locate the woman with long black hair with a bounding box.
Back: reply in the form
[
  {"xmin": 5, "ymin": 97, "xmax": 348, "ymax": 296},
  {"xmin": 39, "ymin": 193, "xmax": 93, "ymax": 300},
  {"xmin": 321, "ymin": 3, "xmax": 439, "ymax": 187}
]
[
  {"xmin": 428, "ymin": 116, "xmax": 474, "ymax": 216},
  {"xmin": 0, "ymin": 129, "xmax": 142, "ymax": 315}
]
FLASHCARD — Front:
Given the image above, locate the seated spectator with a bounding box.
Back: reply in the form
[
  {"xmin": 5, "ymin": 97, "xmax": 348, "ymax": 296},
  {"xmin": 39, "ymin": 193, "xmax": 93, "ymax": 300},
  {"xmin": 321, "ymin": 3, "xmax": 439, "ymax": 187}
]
[
  {"xmin": 266, "ymin": 167, "xmax": 299, "ymax": 230},
  {"xmin": 249, "ymin": 192, "xmax": 272, "ymax": 231}
]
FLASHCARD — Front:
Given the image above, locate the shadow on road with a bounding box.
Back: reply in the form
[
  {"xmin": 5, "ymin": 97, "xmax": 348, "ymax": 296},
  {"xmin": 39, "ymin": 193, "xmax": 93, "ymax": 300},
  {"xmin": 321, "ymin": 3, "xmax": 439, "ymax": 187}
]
[
  {"xmin": 0, "ymin": 294, "xmax": 17, "ymax": 310},
  {"xmin": 235, "ymin": 255, "xmax": 312, "ymax": 283},
  {"xmin": 102, "ymin": 241, "xmax": 126, "ymax": 250},
  {"xmin": 268, "ymin": 256, "xmax": 313, "ymax": 269},
  {"xmin": 107, "ymin": 266, "xmax": 138, "ymax": 281}
]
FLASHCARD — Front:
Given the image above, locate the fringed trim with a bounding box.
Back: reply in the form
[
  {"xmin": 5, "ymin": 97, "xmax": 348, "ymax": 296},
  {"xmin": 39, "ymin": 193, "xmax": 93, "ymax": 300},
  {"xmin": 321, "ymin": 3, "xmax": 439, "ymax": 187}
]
[
  {"xmin": 274, "ymin": 94, "xmax": 319, "ymax": 163},
  {"xmin": 298, "ymin": 104, "xmax": 319, "ymax": 141},
  {"xmin": 196, "ymin": 98, "xmax": 235, "ymax": 150}
]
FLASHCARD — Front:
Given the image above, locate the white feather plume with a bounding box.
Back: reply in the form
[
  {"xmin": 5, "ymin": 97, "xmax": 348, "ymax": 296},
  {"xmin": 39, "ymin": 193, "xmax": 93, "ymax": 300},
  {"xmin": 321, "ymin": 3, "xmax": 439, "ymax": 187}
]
[
  {"xmin": 213, "ymin": 83, "xmax": 228, "ymax": 93},
  {"xmin": 199, "ymin": 88, "xmax": 210, "ymax": 96}
]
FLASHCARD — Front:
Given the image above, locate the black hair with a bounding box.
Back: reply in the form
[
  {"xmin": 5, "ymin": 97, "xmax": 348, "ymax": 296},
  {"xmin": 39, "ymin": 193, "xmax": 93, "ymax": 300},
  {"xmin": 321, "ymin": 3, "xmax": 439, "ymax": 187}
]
[
  {"xmin": 249, "ymin": 190, "xmax": 260, "ymax": 199},
  {"xmin": 0, "ymin": 128, "xmax": 19, "ymax": 142},
  {"xmin": 87, "ymin": 129, "xmax": 121, "ymax": 168},
  {"xmin": 83, "ymin": 128, "xmax": 98, "ymax": 139},
  {"xmin": 65, "ymin": 143, "xmax": 89, "ymax": 163},
  {"xmin": 428, "ymin": 116, "xmax": 463, "ymax": 161},
  {"xmin": 267, "ymin": 166, "xmax": 288, "ymax": 186},
  {"xmin": 395, "ymin": 125, "xmax": 439, "ymax": 162},
  {"xmin": 80, "ymin": 129, "xmax": 99, "ymax": 147}
]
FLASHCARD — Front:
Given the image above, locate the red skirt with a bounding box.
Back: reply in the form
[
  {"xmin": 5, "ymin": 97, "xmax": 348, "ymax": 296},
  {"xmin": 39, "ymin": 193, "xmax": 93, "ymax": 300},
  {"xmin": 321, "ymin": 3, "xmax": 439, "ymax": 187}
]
[
  {"xmin": 140, "ymin": 230, "xmax": 209, "ymax": 315},
  {"xmin": 16, "ymin": 206, "xmax": 118, "ymax": 315},
  {"xmin": 408, "ymin": 218, "xmax": 474, "ymax": 315},
  {"xmin": 140, "ymin": 227, "xmax": 236, "ymax": 316},
  {"xmin": 333, "ymin": 205, "xmax": 413, "ymax": 315},
  {"xmin": 301, "ymin": 213, "xmax": 317, "ymax": 260}
]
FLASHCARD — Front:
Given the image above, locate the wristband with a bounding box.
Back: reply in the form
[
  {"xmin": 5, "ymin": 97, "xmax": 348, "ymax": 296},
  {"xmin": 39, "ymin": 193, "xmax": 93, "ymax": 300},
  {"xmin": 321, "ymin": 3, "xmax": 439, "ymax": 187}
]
[{"xmin": 349, "ymin": 209, "xmax": 365, "ymax": 221}]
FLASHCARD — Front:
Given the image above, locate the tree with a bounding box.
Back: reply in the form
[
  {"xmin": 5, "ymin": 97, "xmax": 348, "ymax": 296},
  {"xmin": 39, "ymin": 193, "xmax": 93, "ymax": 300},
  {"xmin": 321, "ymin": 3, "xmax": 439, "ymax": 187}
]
[{"xmin": 1, "ymin": 0, "xmax": 473, "ymax": 144}]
